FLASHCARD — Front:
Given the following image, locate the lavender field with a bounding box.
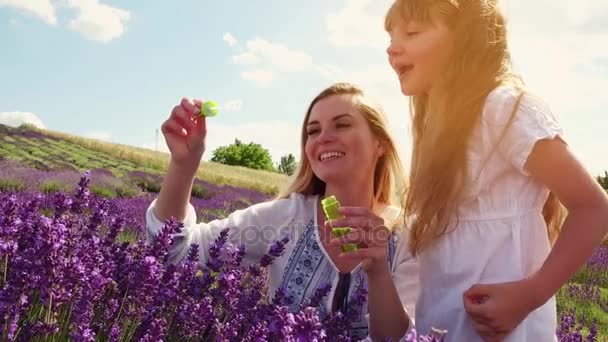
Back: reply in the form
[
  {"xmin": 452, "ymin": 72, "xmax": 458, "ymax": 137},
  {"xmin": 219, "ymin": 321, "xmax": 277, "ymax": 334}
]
[
  {"xmin": 1, "ymin": 159, "xmax": 607, "ymax": 341},
  {"xmin": 1, "ymin": 122, "xmax": 607, "ymax": 341},
  {"xmin": 0, "ymin": 157, "xmax": 463, "ymax": 341},
  {"xmin": 0, "ymin": 160, "xmax": 371, "ymax": 341}
]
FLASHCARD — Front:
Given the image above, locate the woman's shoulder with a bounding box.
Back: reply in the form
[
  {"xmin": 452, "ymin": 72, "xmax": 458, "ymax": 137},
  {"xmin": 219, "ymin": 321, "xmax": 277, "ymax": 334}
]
[
  {"xmin": 382, "ymin": 204, "xmax": 404, "ymax": 223},
  {"xmin": 247, "ymin": 192, "xmax": 316, "ymax": 220},
  {"xmin": 381, "ymin": 204, "xmax": 410, "ymax": 239}
]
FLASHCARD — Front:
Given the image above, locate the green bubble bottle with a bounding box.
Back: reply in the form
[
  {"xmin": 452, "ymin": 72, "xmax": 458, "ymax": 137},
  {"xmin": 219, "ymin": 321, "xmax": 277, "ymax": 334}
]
[
  {"xmin": 321, "ymin": 195, "xmax": 358, "ymax": 253},
  {"xmin": 197, "ymin": 100, "xmax": 219, "ymax": 117}
]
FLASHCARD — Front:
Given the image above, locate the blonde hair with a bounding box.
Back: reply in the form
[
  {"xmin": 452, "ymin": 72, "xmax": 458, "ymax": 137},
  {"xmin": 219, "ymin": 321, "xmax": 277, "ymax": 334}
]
[
  {"xmin": 385, "ymin": 0, "xmax": 565, "ymax": 256},
  {"xmin": 277, "ymin": 82, "xmax": 407, "ymax": 208}
]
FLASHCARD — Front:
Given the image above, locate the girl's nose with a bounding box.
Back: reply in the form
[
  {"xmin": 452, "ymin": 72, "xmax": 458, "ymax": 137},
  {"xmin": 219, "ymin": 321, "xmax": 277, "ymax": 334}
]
[
  {"xmin": 386, "ymin": 41, "xmax": 401, "ymax": 57},
  {"xmin": 387, "ymin": 49, "xmax": 398, "ymax": 69}
]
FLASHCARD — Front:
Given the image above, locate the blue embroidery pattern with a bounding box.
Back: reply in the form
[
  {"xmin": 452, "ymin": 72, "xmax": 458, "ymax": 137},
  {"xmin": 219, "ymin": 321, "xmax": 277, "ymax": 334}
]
[
  {"xmin": 279, "ymin": 219, "xmax": 331, "ymax": 309},
  {"xmin": 279, "ymin": 219, "xmax": 399, "ymax": 340}
]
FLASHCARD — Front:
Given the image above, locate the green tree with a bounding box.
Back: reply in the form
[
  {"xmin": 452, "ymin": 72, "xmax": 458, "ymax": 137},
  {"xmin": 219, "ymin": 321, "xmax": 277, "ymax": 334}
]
[
  {"xmin": 598, "ymin": 170, "xmax": 608, "ymax": 191},
  {"xmin": 277, "ymin": 153, "xmax": 297, "ymax": 176},
  {"xmin": 211, "ymin": 139, "xmax": 275, "ymax": 171}
]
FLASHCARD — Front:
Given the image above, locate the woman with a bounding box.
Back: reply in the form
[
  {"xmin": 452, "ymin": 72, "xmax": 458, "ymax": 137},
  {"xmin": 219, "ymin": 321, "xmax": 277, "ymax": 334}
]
[{"xmin": 145, "ymin": 82, "xmax": 420, "ymax": 340}]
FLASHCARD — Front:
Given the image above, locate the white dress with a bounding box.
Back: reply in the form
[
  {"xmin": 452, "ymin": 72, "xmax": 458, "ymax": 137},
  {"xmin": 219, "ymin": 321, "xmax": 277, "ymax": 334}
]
[
  {"xmin": 414, "ymin": 86, "xmax": 565, "ymax": 341},
  {"xmin": 146, "ymin": 192, "xmax": 420, "ymax": 340}
]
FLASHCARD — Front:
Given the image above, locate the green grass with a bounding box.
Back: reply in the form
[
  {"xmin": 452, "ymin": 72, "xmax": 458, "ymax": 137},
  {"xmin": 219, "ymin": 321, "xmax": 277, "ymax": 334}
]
[
  {"xmin": 39, "ymin": 127, "xmax": 288, "ymax": 194},
  {"xmin": 0, "ymin": 147, "xmax": 12, "ymax": 159},
  {"xmin": 198, "ymin": 207, "xmax": 232, "ymax": 222},
  {"xmin": 14, "ymin": 136, "xmax": 41, "ymax": 147},
  {"xmin": 117, "ymin": 230, "xmax": 140, "ymax": 244},
  {"xmin": 572, "ymin": 266, "xmax": 608, "ymax": 289},
  {"xmin": 0, "ymin": 178, "xmax": 25, "ymax": 192},
  {"xmin": 90, "ymin": 185, "xmax": 117, "ymax": 198},
  {"xmin": 2, "ymin": 143, "xmax": 19, "ymax": 153},
  {"xmin": 40, "ymin": 180, "xmax": 70, "ymax": 194},
  {"xmin": 29, "ymin": 148, "xmax": 50, "ymax": 159}
]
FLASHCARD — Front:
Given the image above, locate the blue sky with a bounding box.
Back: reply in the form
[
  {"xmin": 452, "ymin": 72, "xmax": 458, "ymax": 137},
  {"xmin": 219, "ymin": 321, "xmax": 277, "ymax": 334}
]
[{"xmin": 1, "ymin": 0, "xmax": 606, "ymax": 176}]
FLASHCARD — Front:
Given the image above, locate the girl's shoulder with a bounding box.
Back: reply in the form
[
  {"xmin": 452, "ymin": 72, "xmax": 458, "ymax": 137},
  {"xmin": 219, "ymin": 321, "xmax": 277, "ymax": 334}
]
[
  {"xmin": 479, "ymin": 84, "xmax": 565, "ymax": 174},
  {"xmin": 482, "ymin": 84, "xmax": 557, "ymax": 127}
]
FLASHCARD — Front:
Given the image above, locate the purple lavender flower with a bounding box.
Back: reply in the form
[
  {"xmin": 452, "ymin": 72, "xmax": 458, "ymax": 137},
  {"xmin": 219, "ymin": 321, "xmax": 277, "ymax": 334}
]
[
  {"xmin": 138, "ymin": 316, "xmax": 167, "ymax": 342},
  {"xmin": 71, "ymin": 171, "xmax": 91, "ymax": 214},
  {"xmin": 206, "ymin": 228, "xmax": 230, "ymax": 272},
  {"xmin": 260, "ymin": 235, "xmax": 290, "ymax": 267},
  {"xmin": 292, "ymin": 306, "xmax": 327, "ymax": 340},
  {"xmin": 148, "ymin": 217, "xmax": 183, "ymax": 263}
]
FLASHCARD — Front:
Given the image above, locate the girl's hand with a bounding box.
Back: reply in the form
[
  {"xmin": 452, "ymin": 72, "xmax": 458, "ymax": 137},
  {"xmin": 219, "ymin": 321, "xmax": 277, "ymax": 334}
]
[
  {"xmin": 463, "ymin": 278, "xmax": 539, "ymax": 341},
  {"xmin": 327, "ymin": 207, "xmax": 392, "ymax": 277},
  {"xmin": 161, "ymin": 97, "xmax": 207, "ymax": 168}
]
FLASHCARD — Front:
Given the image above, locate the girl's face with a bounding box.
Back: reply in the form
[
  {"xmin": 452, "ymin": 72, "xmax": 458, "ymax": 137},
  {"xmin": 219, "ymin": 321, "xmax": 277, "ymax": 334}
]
[
  {"xmin": 304, "ymin": 95, "xmax": 383, "ymax": 186},
  {"xmin": 386, "ymin": 18, "xmax": 453, "ymax": 97}
]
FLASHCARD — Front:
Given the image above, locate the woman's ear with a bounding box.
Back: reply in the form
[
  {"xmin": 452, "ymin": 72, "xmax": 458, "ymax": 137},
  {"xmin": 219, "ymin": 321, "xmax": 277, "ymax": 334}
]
[{"xmin": 376, "ymin": 140, "xmax": 386, "ymax": 157}]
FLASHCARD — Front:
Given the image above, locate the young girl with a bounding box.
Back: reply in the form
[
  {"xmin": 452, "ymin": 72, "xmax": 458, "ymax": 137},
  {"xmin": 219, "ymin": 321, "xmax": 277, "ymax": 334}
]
[
  {"xmin": 146, "ymin": 82, "xmax": 419, "ymax": 340},
  {"xmin": 373, "ymin": 0, "xmax": 608, "ymax": 340}
]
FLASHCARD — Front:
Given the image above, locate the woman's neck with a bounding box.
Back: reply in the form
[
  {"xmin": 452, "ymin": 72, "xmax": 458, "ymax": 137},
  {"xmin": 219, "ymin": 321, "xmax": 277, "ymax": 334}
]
[{"xmin": 323, "ymin": 181, "xmax": 376, "ymax": 210}]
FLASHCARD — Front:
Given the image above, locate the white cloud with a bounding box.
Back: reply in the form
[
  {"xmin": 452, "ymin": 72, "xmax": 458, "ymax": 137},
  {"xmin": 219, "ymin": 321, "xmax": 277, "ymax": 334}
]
[
  {"xmin": 0, "ymin": 0, "xmax": 57, "ymax": 25},
  {"xmin": 0, "ymin": 111, "xmax": 46, "ymax": 128},
  {"xmin": 223, "ymin": 32, "xmax": 238, "ymax": 47},
  {"xmin": 221, "ymin": 99, "xmax": 243, "ymax": 112},
  {"xmin": 314, "ymin": 64, "xmax": 344, "ymax": 81},
  {"xmin": 64, "ymin": 0, "xmax": 130, "ymax": 43},
  {"xmin": 242, "ymin": 38, "xmax": 314, "ymax": 72},
  {"xmin": 554, "ymin": 0, "xmax": 608, "ymax": 32},
  {"xmin": 83, "ymin": 131, "xmax": 112, "ymax": 141},
  {"xmin": 232, "ymin": 51, "xmax": 258, "ymax": 65},
  {"xmin": 0, "ymin": 0, "xmax": 130, "ymax": 42},
  {"xmin": 326, "ymin": 0, "xmax": 392, "ymax": 48},
  {"xmin": 228, "ymin": 36, "xmax": 333, "ymax": 86},
  {"xmin": 241, "ymin": 69, "xmax": 275, "ymax": 87}
]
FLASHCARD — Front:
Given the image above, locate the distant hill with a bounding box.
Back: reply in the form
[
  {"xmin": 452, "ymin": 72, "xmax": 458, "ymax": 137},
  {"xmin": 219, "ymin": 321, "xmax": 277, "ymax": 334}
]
[{"xmin": 0, "ymin": 123, "xmax": 289, "ymax": 195}]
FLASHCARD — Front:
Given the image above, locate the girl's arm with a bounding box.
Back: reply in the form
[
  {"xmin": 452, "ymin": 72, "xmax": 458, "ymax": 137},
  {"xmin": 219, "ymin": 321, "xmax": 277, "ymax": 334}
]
[
  {"xmin": 523, "ymin": 138, "xmax": 608, "ymax": 308},
  {"xmin": 464, "ymin": 138, "xmax": 608, "ymax": 340},
  {"xmin": 464, "ymin": 90, "xmax": 608, "ymax": 339}
]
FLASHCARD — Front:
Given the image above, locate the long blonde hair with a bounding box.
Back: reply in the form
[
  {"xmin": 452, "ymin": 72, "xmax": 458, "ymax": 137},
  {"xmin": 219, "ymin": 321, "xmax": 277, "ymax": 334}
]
[
  {"xmin": 277, "ymin": 82, "xmax": 407, "ymax": 207},
  {"xmin": 385, "ymin": 0, "xmax": 565, "ymax": 256}
]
